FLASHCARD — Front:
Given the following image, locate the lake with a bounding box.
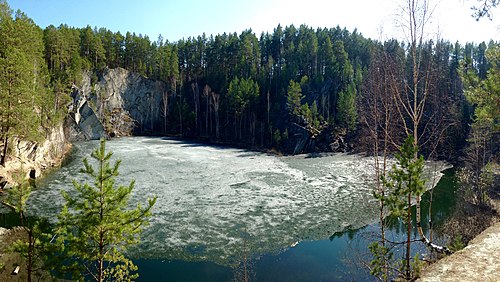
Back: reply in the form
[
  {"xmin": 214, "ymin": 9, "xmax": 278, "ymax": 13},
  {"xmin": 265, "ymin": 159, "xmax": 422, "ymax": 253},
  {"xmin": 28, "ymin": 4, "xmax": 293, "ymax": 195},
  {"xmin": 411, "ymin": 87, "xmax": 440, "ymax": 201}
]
[{"xmin": 0, "ymin": 137, "xmax": 456, "ymax": 281}]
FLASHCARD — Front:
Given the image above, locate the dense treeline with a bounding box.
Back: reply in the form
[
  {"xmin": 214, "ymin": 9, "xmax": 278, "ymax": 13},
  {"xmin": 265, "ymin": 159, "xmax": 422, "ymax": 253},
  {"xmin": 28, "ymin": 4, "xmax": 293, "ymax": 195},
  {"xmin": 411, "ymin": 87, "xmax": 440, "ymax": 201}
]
[
  {"xmin": 359, "ymin": 39, "xmax": 496, "ymax": 159},
  {"xmin": 41, "ymin": 23, "xmax": 371, "ymax": 151},
  {"xmin": 39, "ymin": 23, "xmax": 497, "ymax": 157},
  {"xmin": 0, "ymin": 0, "xmax": 498, "ymax": 159}
]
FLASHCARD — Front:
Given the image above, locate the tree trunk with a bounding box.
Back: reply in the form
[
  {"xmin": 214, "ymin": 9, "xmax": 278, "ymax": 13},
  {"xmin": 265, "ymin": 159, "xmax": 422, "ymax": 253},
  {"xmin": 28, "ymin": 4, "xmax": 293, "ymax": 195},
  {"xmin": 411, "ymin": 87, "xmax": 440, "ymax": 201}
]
[
  {"xmin": 206, "ymin": 95, "xmax": 209, "ymax": 135},
  {"xmin": 1, "ymin": 135, "xmax": 8, "ymax": 167},
  {"xmin": 267, "ymin": 90, "xmax": 271, "ymax": 142},
  {"xmin": 215, "ymin": 110, "xmax": 219, "ymax": 139},
  {"xmin": 98, "ymin": 150, "xmax": 105, "ymax": 282},
  {"xmin": 178, "ymin": 101, "xmax": 183, "ymax": 136},
  {"xmin": 162, "ymin": 91, "xmax": 168, "ymax": 135},
  {"xmin": 27, "ymin": 229, "xmax": 33, "ymax": 282},
  {"xmin": 98, "ymin": 255, "xmax": 103, "ymax": 282},
  {"xmin": 406, "ymin": 192, "xmax": 412, "ymax": 280}
]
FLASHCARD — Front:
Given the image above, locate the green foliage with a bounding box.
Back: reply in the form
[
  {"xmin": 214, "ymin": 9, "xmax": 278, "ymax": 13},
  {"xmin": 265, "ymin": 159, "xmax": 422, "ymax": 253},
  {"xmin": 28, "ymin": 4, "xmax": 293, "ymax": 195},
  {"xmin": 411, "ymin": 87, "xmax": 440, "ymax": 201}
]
[
  {"xmin": 457, "ymin": 162, "xmax": 498, "ymax": 206},
  {"xmin": 0, "ymin": 3, "xmax": 374, "ymax": 149},
  {"xmin": 336, "ymin": 83, "xmax": 357, "ymax": 132},
  {"xmin": 380, "ymin": 136, "xmax": 426, "ymax": 218},
  {"xmin": 368, "ymin": 241, "xmax": 393, "ymax": 281},
  {"xmin": 2, "ymin": 169, "xmax": 55, "ymax": 281},
  {"xmin": 373, "ymin": 136, "xmax": 426, "ymax": 281},
  {"xmin": 273, "ymin": 129, "xmax": 281, "ymax": 146},
  {"xmin": 283, "ymin": 128, "xmax": 289, "ymax": 140},
  {"xmin": 448, "ymin": 235, "xmax": 465, "ymax": 252},
  {"xmin": 300, "ymin": 103, "xmax": 310, "ymax": 119},
  {"xmin": 460, "ymin": 42, "xmax": 499, "ymax": 206},
  {"xmin": 464, "ymin": 44, "xmax": 500, "ymax": 130},
  {"xmin": 286, "ymin": 76, "xmax": 324, "ymax": 130},
  {"xmin": 228, "ymin": 77, "xmax": 260, "ymax": 115},
  {"xmin": 287, "ymin": 80, "xmax": 303, "ymax": 116},
  {"xmin": 0, "ymin": 2, "xmax": 51, "ymax": 150},
  {"xmin": 55, "ymin": 139, "xmax": 157, "ymax": 281},
  {"xmin": 80, "ymin": 25, "xmax": 106, "ymax": 70},
  {"xmin": 4, "ymin": 169, "xmax": 32, "ymax": 216},
  {"xmin": 395, "ymin": 253, "xmax": 424, "ymax": 280},
  {"xmin": 1, "ymin": 1, "xmax": 481, "ymax": 153},
  {"xmin": 9, "ymin": 219, "xmax": 55, "ymax": 281},
  {"xmin": 410, "ymin": 253, "xmax": 424, "ymax": 279}
]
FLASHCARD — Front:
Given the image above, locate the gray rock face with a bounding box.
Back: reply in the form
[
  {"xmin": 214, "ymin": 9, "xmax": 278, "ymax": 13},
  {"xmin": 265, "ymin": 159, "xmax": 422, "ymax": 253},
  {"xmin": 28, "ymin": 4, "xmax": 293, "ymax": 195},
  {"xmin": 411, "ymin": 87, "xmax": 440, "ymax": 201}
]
[
  {"xmin": 0, "ymin": 68, "xmax": 164, "ymax": 184},
  {"xmin": 0, "ymin": 124, "xmax": 69, "ymax": 183},
  {"xmin": 70, "ymin": 67, "xmax": 167, "ymax": 140}
]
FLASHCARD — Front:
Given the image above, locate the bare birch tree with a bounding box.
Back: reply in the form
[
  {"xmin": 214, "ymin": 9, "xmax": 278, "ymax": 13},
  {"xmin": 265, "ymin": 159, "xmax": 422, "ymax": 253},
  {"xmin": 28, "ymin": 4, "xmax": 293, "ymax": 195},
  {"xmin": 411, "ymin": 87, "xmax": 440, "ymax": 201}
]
[{"xmin": 162, "ymin": 90, "xmax": 168, "ymax": 134}]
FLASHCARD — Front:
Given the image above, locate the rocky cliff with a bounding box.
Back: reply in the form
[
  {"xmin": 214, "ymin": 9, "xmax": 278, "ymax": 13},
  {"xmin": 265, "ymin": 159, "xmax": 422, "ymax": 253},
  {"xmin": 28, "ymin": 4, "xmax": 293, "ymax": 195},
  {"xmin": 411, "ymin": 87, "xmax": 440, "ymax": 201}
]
[
  {"xmin": 69, "ymin": 67, "xmax": 168, "ymax": 140},
  {"xmin": 0, "ymin": 124, "xmax": 70, "ymax": 187},
  {"xmin": 1, "ymin": 67, "xmax": 169, "ymax": 188}
]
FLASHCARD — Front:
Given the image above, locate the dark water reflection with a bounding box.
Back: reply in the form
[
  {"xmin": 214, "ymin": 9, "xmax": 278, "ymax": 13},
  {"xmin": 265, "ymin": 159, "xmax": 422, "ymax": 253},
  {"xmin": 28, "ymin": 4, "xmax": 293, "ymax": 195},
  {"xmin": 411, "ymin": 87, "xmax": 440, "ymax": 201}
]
[{"xmin": 134, "ymin": 169, "xmax": 456, "ymax": 282}]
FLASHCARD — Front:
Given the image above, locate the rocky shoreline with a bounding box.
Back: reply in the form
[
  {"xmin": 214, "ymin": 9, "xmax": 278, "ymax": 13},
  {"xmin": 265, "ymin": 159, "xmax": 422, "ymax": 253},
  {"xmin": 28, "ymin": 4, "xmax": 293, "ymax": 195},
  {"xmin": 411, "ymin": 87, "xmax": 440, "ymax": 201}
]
[{"xmin": 0, "ymin": 124, "xmax": 71, "ymax": 189}]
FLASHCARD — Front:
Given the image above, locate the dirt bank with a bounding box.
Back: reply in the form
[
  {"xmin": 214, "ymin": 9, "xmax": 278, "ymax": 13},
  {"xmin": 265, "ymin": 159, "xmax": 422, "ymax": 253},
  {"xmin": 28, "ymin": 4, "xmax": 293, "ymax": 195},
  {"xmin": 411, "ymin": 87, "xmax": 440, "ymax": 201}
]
[{"xmin": 419, "ymin": 211, "xmax": 500, "ymax": 281}]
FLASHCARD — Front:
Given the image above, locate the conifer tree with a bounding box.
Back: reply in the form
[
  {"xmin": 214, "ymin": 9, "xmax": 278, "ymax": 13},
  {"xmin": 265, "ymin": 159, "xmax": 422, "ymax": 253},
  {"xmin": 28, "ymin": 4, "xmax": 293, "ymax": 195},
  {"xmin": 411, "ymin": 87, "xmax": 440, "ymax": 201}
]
[
  {"xmin": 1, "ymin": 169, "xmax": 54, "ymax": 282},
  {"xmin": 374, "ymin": 136, "xmax": 431, "ymax": 280},
  {"xmin": 336, "ymin": 83, "xmax": 357, "ymax": 132},
  {"xmin": 56, "ymin": 139, "xmax": 157, "ymax": 282},
  {"xmin": 0, "ymin": 1, "xmax": 51, "ymax": 165},
  {"xmin": 286, "ymin": 80, "xmax": 303, "ymax": 116}
]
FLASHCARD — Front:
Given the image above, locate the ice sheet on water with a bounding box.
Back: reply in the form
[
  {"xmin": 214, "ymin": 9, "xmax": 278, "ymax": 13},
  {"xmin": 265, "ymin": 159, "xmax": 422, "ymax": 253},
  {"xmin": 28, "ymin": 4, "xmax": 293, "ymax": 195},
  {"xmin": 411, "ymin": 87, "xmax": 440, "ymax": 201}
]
[{"xmin": 24, "ymin": 137, "xmax": 449, "ymax": 266}]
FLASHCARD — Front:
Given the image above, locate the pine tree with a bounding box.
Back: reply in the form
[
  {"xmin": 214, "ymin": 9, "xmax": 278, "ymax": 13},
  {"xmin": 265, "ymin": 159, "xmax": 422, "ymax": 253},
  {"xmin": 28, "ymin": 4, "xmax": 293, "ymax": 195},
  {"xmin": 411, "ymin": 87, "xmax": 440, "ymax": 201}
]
[
  {"xmin": 56, "ymin": 139, "xmax": 157, "ymax": 282},
  {"xmin": 1, "ymin": 169, "xmax": 54, "ymax": 282},
  {"xmin": 379, "ymin": 136, "xmax": 426, "ymax": 280},
  {"xmin": 336, "ymin": 82, "xmax": 357, "ymax": 132},
  {"xmin": 0, "ymin": 2, "xmax": 51, "ymax": 165},
  {"xmin": 460, "ymin": 43, "xmax": 499, "ymax": 207},
  {"xmin": 286, "ymin": 80, "xmax": 302, "ymax": 116}
]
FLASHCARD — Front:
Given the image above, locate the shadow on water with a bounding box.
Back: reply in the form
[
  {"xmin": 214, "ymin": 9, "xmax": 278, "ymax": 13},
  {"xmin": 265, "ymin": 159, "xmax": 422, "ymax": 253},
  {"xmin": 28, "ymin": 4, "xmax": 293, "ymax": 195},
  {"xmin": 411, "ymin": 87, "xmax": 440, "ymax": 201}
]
[
  {"xmin": 158, "ymin": 136, "xmax": 252, "ymax": 153},
  {"xmin": 157, "ymin": 136, "xmax": 278, "ymax": 158},
  {"xmin": 304, "ymin": 152, "xmax": 333, "ymax": 159}
]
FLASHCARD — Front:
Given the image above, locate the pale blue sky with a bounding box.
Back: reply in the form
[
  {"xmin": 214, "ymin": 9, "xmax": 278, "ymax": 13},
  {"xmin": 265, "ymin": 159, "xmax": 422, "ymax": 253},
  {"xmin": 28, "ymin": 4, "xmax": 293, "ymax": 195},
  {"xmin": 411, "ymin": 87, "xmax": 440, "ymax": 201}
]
[{"xmin": 7, "ymin": 0, "xmax": 500, "ymax": 43}]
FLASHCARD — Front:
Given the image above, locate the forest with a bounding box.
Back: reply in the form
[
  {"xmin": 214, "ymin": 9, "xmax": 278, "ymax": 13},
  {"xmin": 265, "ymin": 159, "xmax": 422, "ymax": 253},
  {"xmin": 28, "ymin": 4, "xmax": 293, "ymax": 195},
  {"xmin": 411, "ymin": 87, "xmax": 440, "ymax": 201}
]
[
  {"xmin": 0, "ymin": 0, "xmax": 499, "ymax": 280},
  {"xmin": 0, "ymin": 0, "xmax": 497, "ymax": 160}
]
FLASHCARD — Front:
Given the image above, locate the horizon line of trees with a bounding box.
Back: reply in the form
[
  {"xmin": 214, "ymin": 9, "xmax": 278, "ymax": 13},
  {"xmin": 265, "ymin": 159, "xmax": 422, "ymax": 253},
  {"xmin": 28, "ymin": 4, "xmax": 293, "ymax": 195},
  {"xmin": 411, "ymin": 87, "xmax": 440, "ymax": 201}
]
[
  {"xmin": 42, "ymin": 20, "xmax": 498, "ymax": 157},
  {"xmin": 1, "ymin": 0, "xmax": 498, "ymax": 160}
]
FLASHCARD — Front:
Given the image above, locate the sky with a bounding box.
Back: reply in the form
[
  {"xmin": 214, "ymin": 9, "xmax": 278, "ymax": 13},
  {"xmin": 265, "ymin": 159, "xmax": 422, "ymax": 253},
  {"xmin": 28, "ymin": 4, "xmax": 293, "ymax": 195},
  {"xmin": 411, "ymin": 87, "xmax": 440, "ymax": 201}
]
[{"xmin": 7, "ymin": 0, "xmax": 500, "ymax": 43}]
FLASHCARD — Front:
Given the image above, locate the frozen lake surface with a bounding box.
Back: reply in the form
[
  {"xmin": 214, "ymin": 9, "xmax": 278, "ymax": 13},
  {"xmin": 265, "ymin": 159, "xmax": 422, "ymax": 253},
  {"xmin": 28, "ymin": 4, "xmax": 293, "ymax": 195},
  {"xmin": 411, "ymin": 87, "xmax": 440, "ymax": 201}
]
[{"xmin": 29, "ymin": 137, "xmax": 448, "ymax": 267}]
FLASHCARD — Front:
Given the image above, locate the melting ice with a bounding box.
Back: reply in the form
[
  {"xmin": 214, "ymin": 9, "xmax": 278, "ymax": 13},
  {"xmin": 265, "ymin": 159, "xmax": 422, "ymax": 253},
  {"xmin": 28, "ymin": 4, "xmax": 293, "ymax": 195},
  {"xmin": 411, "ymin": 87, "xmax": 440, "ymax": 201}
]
[{"xmin": 27, "ymin": 137, "xmax": 448, "ymax": 266}]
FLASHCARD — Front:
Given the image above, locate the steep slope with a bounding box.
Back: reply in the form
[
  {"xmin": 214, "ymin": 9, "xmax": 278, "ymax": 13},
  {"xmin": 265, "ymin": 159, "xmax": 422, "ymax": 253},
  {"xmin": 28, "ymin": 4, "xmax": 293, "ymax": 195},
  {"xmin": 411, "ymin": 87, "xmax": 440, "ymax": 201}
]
[
  {"xmin": 418, "ymin": 218, "xmax": 500, "ymax": 282},
  {"xmin": 69, "ymin": 67, "xmax": 168, "ymax": 140}
]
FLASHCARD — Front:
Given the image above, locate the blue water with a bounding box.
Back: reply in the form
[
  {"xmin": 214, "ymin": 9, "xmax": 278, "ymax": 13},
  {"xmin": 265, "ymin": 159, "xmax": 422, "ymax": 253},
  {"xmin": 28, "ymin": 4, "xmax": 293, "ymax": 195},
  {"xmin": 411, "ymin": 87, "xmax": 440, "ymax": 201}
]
[
  {"xmin": 0, "ymin": 137, "xmax": 456, "ymax": 281},
  {"xmin": 133, "ymin": 169, "xmax": 456, "ymax": 282}
]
